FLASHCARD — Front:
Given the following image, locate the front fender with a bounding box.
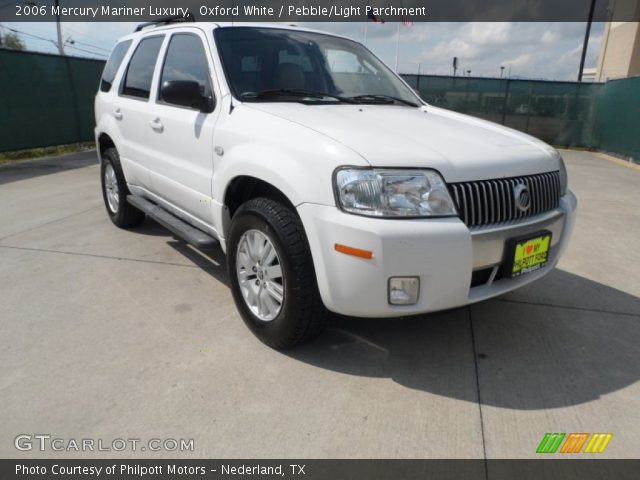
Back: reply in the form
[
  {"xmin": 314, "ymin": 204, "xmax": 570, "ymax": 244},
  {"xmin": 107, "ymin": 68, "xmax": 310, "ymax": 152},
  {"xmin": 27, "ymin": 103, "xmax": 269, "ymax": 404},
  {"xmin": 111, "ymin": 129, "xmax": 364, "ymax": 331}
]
[{"xmin": 211, "ymin": 105, "xmax": 368, "ymax": 241}]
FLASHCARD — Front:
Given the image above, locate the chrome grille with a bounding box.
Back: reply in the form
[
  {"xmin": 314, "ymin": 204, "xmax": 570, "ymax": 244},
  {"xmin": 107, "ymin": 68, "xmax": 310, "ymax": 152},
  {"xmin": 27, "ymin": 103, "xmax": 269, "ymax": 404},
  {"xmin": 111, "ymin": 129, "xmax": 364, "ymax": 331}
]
[{"xmin": 448, "ymin": 171, "xmax": 561, "ymax": 228}]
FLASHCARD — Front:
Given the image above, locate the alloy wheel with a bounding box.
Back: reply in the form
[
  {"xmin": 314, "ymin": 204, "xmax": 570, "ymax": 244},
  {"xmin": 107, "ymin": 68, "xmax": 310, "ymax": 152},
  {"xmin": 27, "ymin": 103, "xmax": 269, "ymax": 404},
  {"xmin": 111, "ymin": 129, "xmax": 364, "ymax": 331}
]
[{"xmin": 235, "ymin": 229, "xmax": 285, "ymax": 321}]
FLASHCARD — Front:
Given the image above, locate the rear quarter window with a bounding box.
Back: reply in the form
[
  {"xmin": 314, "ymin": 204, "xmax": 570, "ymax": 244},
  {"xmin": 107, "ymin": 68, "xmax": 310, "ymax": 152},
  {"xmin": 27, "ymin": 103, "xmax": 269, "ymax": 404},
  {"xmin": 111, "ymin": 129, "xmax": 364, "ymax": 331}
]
[{"xmin": 100, "ymin": 40, "xmax": 132, "ymax": 93}]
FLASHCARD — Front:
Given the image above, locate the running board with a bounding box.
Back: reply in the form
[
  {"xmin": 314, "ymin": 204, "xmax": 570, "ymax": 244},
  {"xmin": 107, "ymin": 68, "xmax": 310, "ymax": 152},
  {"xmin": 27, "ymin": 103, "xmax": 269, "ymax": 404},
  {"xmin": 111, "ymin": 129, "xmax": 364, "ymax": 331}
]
[{"xmin": 127, "ymin": 195, "xmax": 218, "ymax": 250}]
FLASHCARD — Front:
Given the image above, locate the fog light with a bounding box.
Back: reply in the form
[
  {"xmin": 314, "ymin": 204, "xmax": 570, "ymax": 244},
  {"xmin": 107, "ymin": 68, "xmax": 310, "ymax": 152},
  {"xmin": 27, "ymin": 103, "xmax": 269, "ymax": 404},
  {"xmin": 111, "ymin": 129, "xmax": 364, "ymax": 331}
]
[{"xmin": 388, "ymin": 277, "xmax": 420, "ymax": 305}]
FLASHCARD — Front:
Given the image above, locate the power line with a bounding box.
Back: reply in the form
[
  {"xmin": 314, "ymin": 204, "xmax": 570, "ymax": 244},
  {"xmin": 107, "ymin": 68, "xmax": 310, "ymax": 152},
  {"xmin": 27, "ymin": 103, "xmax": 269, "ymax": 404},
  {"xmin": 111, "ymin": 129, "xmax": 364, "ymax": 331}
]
[
  {"xmin": 7, "ymin": 21, "xmax": 114, "ymax": 56},
  {"xmin": 63, "ymin": 26, "xmax": 113, "ymax": 51},
  {"xmin": 59, "ymin": 26, "xmax": 115, "ymax": 55},
  {"xmin": 65, "ymin": 44, "xmax": 107, "ymax": 58},
  {"xmin": 1, "ymin": 34, "xmax": 52, "ymax": 48},
  {"xmin": 69, "ymin": 38, "xmax": 111, "ymax": 53},
  {"xmin": 0, "ymin": 25, "xmax": 57, "ymax": 47},
  {"xmin": 0, "ymin": 25, "xmax": 107, "ymax": 58}
]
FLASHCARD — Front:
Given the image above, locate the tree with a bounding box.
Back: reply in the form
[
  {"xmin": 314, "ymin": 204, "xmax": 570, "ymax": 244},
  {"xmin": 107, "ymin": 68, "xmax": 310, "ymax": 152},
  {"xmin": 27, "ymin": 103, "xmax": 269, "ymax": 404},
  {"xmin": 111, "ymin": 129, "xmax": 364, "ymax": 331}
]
[{"xmin": 1, "ymin": 32, "xmax": 26, "ymax": 51}]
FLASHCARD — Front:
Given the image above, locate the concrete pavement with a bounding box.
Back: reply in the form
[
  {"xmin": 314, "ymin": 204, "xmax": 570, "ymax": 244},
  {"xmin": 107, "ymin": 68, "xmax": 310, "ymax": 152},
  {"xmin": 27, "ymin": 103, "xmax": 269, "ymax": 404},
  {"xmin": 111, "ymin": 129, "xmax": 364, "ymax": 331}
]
[
  {"xmin": 0, "ymin": 150, "xmax": 639, "ymax": 459},
  {"xmin": 0, "ymin": 150, "xmax": 97, "ymax": 186}
]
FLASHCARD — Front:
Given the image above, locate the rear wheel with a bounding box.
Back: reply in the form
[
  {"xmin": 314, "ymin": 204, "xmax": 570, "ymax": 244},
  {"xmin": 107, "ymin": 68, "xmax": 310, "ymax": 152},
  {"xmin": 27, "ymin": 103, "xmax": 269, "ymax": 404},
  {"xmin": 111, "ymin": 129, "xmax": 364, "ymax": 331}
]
[
  {"xmin": 227, "ymin": 198, "xmax": 328, "ymax": 349},
  {"xmin": 100, "ymin": 147, "xmax": 145, "ymax": 228}
]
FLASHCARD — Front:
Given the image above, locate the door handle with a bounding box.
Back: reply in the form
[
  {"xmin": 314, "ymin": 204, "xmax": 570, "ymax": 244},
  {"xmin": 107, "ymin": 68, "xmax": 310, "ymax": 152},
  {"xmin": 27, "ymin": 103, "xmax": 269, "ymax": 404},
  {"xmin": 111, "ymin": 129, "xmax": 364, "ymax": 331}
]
[
  {"xmin": 113, "ymin": 108, "xmax": 123, "ymax": 120},
  {"xmin": 149, "ymin": 118, "xmax": 164, "ymax": 132}
]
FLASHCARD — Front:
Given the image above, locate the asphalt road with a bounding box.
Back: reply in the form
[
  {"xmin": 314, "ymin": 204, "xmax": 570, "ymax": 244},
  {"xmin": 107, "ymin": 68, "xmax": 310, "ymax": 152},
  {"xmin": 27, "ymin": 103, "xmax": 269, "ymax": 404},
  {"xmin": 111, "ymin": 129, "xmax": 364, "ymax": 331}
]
[{"xmin": 0, "ymin": 150, "xmax": 639, "ymax": 460}]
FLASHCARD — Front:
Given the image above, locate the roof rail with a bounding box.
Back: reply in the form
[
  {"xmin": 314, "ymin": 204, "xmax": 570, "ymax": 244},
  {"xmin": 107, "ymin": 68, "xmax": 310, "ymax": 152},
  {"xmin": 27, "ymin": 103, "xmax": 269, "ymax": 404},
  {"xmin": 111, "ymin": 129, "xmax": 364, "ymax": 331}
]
[{"xmin": 134, "ymin": 13, "xmax": 196, "ymax": 32}]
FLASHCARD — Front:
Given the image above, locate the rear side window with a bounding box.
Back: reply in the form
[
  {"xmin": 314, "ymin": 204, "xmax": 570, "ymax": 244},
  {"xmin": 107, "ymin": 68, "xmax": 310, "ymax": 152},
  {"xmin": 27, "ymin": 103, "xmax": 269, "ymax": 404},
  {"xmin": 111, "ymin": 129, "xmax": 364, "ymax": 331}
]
[
  {"xmin": 121, "ymin": 36, "xmax": 164, "ymax": 99},
  {"xmin": 100, "ymin": 40, "xmax": 131, "ymax": 92},
  {"xmin": 159, "ymin": 34, "xmax": 212, "ymax": 102}
]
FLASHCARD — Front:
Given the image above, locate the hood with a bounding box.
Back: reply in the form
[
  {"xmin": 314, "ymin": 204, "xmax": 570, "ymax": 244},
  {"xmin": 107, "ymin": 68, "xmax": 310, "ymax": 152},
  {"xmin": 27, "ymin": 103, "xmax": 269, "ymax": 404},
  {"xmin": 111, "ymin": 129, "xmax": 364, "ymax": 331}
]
[{"xmin": 245, "ymin": 103, "xmax": 559, "ymax": 183}]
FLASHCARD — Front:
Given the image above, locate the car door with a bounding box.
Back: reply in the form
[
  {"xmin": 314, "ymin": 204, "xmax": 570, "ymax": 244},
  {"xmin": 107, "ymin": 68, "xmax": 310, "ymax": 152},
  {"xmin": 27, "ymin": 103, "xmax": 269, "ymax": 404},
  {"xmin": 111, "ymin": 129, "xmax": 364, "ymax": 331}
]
[
  {"xmin": 115, "ymin": 34, "xmax": 166, "ymax": 190},
  {"xmin": 147, "ymin": 29, "xmax": 220, "ymax": 225}
]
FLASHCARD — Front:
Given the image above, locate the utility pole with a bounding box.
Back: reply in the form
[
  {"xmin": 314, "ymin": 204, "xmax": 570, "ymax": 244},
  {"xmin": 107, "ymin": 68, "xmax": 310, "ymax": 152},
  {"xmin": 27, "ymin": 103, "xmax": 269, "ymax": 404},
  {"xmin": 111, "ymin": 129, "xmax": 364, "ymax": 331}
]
[
  {"xmin": 363, "ymin": 21, "xmax": 368, "ymax": 45},
  {"xmin": 54, "ymin": 0, "xmax": 64, "ymax": 55},
  {"xmin": 393, "ymin": 22, "xmax": 400, "ymax": 72},
  {"xmin": 453, "ymin": 57, "xmax": 458, "ymax": 77},
  {"xmin": 500, "ymin": 66, "xmax": 505, "ymax": 78},
  {"xmin": 577, "ymin": 0, "xmax": 597, "ymax": 81}
]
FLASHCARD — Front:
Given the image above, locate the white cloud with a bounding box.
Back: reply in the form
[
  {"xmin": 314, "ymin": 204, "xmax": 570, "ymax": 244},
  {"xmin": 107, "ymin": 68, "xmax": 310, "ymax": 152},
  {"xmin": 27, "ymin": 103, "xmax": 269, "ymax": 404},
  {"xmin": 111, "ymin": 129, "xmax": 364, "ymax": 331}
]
[
  {"xmin": 541, "ymin": 29, "xmax": 560, "ymax": 45},
  {"xmin": 4, "ymin": 21, "xmax": 605, "ymax": 81},
  {"xmin": 465, "ymin": 22, "xmax": 513, "ymax": 45},
  {"xmin": 506, "ymin": 52, "xmax": 534, "ymax": 68}
]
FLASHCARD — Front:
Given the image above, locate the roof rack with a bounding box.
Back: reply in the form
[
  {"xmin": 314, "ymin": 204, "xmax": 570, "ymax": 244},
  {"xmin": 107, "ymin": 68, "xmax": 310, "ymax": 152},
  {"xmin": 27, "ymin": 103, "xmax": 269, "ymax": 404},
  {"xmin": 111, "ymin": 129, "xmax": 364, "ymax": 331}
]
[{"xmin": 134, "ymin": 13, "xmax": 196, "ymax": 32}]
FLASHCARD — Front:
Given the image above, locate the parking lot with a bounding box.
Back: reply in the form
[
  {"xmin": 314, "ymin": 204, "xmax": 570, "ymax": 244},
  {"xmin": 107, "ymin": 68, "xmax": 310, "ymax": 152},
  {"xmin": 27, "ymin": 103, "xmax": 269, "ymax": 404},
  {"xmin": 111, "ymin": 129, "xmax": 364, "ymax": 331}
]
[{"xmin": 1, "ymin": 149, "xmax": 639, "ymax": 459}]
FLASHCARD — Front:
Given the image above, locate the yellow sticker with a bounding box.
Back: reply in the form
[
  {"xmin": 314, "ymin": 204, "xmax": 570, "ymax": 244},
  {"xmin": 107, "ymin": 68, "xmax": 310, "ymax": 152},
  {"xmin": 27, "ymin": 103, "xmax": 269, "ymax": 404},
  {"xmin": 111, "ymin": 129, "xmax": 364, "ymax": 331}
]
[{"xmin": 512, "ymin": 235, "xmax": 551, "ymax": 276}]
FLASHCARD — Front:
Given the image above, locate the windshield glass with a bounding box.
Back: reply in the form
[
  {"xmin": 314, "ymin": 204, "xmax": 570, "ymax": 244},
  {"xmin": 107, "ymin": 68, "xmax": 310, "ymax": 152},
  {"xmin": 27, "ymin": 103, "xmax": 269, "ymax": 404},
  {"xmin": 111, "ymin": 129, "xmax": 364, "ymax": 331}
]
[{"xmin": 214, "ymin": 27, "xmax": 420, "ymax": 106}]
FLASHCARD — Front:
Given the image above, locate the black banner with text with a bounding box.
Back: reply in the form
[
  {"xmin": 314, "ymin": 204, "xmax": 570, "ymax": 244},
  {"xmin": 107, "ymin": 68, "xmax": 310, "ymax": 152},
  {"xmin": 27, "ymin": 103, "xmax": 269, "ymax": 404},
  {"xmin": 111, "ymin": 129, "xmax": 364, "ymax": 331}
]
[
  {"xmin": 2, "ymin": 459, "xmax": 640, "ymax": 480},
  {"xmin": 1, "ymin": 0, "xmax": 639, "ymax": 23}
]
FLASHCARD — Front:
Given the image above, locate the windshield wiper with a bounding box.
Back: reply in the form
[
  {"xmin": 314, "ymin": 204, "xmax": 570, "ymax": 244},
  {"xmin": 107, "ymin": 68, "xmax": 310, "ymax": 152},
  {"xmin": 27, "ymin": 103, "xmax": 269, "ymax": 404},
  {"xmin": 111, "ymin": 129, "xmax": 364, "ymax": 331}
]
[
  {"xmin": 349, "ymin": 94, "xmax": 419, "ymax": 107},
  {"xmin": 240, "ymin": 89, "xmax": 358, "ymax": 104}
]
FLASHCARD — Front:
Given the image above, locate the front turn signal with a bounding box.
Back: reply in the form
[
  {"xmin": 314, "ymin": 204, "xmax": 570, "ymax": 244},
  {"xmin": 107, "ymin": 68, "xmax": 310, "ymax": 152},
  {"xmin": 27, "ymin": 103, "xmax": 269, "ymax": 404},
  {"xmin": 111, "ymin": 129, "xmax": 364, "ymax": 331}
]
[{"xmin": 334, "ymin": 243, "xmax": 374, "ymax": 259}]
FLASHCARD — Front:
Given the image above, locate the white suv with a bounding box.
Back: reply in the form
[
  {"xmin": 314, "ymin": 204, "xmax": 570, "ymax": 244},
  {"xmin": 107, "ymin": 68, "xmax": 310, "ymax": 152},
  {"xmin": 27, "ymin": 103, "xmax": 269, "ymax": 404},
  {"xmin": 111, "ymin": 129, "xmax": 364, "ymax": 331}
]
[{"xmin": 95, "ymin": 20, "xmax": 577, "ymax": 349}]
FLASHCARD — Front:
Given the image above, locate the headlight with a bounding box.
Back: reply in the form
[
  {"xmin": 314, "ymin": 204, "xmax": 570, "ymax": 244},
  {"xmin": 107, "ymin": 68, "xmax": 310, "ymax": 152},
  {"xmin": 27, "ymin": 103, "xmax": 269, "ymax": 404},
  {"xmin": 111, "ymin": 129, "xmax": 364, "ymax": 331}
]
[
  {"xmin": 558, "ymin": 155, "xmax": 568, "ymax": 196},
  {"xmin": 334, "ymin": 168, "xmax": 457, "ymax": 217}
]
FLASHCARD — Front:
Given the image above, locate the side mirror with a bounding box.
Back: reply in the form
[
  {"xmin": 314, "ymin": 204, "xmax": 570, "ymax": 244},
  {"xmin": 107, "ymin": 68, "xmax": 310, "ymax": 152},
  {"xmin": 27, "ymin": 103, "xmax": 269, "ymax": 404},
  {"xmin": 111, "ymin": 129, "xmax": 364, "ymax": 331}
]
[{"xmin": 160, "ymin": 80, "xmax": 215, "ymax": 112}]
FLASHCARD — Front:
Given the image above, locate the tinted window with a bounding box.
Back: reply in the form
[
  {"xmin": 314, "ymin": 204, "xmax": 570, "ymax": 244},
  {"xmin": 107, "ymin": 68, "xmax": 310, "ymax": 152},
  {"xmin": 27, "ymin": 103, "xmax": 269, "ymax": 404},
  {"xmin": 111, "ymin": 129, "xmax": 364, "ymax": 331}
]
[
  {"xmin": 122, "ymin": 36, "xmax": 164, "ymax": 99},
  {"xmin": 101, "ymin": 40, "xmax": 131, "ymax": 92},
  {"xmin": 323, "ymin": 47, "xmax": 384, "ymax": 96},
  {"xmin": 241, "ymin": 56, "xmax": 260, "ymax": 72},
  {"xmin": 215, "ymin": 27, "xmax": 419, "ymax": 105},
  {"xmin": 160, "ymin": 34, "xmax": 212, "ymax": 103},
  {"xmin": 278, "ymin": 50, "xmax": 312, "ymax": 72}
]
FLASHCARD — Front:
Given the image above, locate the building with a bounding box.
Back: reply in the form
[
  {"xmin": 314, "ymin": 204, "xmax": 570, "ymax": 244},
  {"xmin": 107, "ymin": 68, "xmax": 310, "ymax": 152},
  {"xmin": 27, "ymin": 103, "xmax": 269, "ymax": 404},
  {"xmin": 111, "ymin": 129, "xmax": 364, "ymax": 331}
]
[
  {"xmin": 595, "ymin": 1, "xmax": 640, "ymax": 81},
  {"xmin": 582, "ymin": 67, "xmax": 597, "ymax": 82}
]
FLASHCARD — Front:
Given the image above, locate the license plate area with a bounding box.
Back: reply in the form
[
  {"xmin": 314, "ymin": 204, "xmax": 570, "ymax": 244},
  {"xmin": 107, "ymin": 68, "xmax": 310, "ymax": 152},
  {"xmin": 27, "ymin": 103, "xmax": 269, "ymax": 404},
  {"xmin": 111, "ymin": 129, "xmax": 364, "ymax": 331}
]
[{"xmin": 503, "ymin": 230, "xmax": 552, "ymax": 279}]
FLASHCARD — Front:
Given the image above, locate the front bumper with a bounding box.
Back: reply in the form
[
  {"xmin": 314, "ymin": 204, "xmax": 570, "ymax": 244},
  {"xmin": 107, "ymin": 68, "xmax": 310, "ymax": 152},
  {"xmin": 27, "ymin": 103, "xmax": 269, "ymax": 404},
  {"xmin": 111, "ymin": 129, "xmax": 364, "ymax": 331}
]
[{"xmin": 298, "ymin": 190, "xmax": 577, "ymax": 317}]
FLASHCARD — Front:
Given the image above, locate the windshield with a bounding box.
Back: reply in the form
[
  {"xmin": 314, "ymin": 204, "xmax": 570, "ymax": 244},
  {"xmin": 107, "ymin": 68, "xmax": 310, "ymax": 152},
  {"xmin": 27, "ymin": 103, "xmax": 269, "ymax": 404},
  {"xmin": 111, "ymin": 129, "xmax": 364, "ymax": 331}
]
[{"xmin": 214, "ymin": 27, "xmax": 421, "ymax": 106}]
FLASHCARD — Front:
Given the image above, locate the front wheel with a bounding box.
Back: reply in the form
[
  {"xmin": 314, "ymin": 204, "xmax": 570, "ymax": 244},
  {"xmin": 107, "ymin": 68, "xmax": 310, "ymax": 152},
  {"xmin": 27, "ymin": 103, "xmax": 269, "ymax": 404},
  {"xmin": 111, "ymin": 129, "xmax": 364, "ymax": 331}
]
[{"xmin": 227, "ymin": 198, "xmax": 328, "ymax": 349}]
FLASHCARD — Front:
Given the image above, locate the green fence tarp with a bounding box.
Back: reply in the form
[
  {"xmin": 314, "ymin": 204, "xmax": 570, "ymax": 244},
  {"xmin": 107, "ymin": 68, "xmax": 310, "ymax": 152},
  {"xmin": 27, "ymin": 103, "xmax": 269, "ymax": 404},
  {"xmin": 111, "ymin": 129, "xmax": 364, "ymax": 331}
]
[
  {"xmin": 0, "ymin": 49, "xmax": 104, "ymax": 152},
  {"xmin": 0, "ymin": 49, "xmax": 638, "ymax": 160},
  {"xmin": 593, "ymin": 76, "xmax": 640, "ymax": 160},
  {"xmin": 403, "ymin": 74, "xmax": 603, "ymax": 149}
]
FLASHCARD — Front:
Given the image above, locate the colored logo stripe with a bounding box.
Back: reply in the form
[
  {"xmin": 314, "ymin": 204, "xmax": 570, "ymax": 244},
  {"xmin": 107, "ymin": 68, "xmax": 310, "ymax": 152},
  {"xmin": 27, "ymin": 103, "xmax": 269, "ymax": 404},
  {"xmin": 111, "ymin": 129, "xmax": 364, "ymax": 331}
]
[
  {"xmin": 560, "ymin": 433, "xmax": 589, "ymax": 453},
  {"xmin": 537, "ymin": 433, "xmax": 613, "ymax": 454},
  {"xmin": 584, "ymin": 433, "xmax": 613, "ymax": 453},
  {"xmin": 536, "ymin": 433, "xmax": 565, "ymax": 453}
]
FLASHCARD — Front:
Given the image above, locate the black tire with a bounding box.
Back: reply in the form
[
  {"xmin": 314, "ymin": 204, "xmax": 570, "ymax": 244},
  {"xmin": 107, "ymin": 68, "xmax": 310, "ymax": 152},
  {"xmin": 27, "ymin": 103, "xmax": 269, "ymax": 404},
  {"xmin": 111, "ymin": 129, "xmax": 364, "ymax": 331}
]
[
  {"xmin": 100, "ymin": 147, "xmax": 145, "ymax": 228},
  {"xmin": 227, "ymin": 198, "xmax": 328, "ymax": 349}
]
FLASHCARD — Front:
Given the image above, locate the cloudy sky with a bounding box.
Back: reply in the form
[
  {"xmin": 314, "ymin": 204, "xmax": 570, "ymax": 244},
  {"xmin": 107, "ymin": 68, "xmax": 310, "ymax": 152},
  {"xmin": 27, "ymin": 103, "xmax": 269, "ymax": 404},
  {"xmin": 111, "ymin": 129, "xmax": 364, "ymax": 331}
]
[{"xmin": 1, "ymin": 21, "xmax": 604, "ymax": 80}]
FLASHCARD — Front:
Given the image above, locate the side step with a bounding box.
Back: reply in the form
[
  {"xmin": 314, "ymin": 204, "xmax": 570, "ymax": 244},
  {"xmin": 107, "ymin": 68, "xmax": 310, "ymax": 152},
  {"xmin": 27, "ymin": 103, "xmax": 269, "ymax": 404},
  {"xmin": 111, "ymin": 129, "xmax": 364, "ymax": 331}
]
[{"xmin": 127, "ymin": 195, "xmax": 218, "ymax": 250}]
